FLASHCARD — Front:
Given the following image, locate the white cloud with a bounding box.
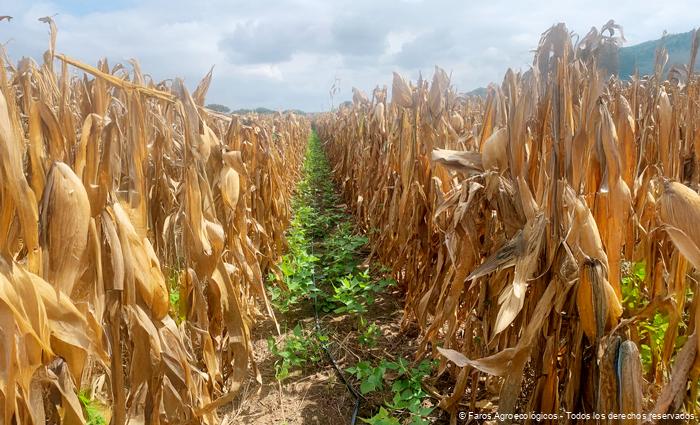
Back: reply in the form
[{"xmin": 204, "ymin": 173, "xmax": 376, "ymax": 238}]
[{"xmin": 0, "ymin": 0, "xmax": 698, "ymax": 111}]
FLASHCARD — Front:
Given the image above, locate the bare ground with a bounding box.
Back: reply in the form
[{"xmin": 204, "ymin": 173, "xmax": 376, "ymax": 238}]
[{"xmin": 219, "ymin": 283, "xmax": 445, "ymax": 424}]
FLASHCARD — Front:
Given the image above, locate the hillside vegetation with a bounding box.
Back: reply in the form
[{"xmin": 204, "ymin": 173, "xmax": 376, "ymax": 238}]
[{"xmin": 619, "ymin": 29, "xmax": 700, "ymax": 77}]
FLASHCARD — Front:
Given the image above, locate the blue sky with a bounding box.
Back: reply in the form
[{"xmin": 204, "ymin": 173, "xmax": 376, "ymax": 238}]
[{"xmin": 2, "ymin": 0, "xmax": 699, "ymax": 111}]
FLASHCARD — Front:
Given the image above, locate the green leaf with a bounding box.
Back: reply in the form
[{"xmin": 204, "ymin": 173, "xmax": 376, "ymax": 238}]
[
  {"xmin": 360, "ymin": 408, "xmax": 401, "ymax": 425},
  {"xmin": 360, "ymin": 380, "xmax": 376, "ymax": 394},
  {"xmin": 392, "ymin": 379, "xmax": 409, "ymax": 392}
]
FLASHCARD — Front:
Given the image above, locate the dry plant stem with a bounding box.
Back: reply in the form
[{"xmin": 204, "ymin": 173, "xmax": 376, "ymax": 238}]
[{"xmin": 317, "ymin": 22, "xmax": 700, "ymax": 420}]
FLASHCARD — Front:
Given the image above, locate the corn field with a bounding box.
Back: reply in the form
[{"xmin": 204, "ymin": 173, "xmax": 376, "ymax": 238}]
[
  {"xmin": 4, "ymin": 14, "xmax": 700, "ymax": 425},
  {"xmin": 317, "ymin": 23, "xmax": 700, "ymax": 423},
  {"xmin": 0, "ymin": 18, "xmax": 308, "ymax": 424}
]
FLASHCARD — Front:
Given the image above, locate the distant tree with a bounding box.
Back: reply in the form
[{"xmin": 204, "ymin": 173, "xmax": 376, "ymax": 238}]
[{"xmin": 206, "ymin": 103, "xmax": 231, "ymax": 113}]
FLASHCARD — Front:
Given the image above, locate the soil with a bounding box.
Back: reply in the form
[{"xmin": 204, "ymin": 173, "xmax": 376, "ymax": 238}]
[{"xmin": 219, "ymin": 283, "xmax": 418, "ymax": 424}]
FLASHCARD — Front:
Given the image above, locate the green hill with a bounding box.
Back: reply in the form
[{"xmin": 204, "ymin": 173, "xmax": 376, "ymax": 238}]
[
  {"xmin": 465, "ymin": 87, "xmax": 488, "ymax": 97},
  {"xmin": 465, "ymin": 29, "xmax": 699, "ymax": 95},
  {"xmin": 619, "ymin": 30, "xmax": 699, "ymax": 78}
]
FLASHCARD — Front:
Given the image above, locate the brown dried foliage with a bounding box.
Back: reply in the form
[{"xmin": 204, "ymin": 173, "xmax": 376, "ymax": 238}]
[
  {"xmin": 0, "ymin": 19, "xmax": 308, "ymax": 425},
  {"xmin": 317, "ymin": 22, "xmax": 700, "ymax": 423}
]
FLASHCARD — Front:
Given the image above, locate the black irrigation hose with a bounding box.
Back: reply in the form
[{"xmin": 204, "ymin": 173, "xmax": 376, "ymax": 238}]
[
  {"xmin": 310, "ymin": 242, "xmax": 362, "ymax": 425},
  {"xmin": 303, "ymin": 133, "xmax": 361, "ymax": 424}
]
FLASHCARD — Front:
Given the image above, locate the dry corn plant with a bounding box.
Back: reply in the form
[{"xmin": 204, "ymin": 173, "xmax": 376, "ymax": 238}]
[
  {"xmin": 317, "ymin": 22, "xmax": 700, "ymax": 424},
  {"xmin": 0, "ymin": 18, "xmax": 308, "ymax": 424}
]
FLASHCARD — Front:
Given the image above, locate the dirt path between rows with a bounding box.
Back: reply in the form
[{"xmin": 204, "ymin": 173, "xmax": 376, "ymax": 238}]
[
  {"xmin": 223, "ymin": 287, "xmax": 410, "ymax": 424},
  {"xmin": 218, "ymin": 132, "xmax": 454, "ymax": 425}
]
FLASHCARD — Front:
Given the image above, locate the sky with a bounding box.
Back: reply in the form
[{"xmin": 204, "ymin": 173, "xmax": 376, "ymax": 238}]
[{"xmin": 1, "ymin": 0, "xmax": 698, "ymax": 112}]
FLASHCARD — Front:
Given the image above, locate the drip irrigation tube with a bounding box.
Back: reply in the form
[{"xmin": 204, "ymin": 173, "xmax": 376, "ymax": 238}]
[
  {"xmin": 310, "ymin": 243, "xmax": 362, "ymax": 425},
  {"xmin": 304, "ymin": 133, "xmax": 361, "ymax": 424}
]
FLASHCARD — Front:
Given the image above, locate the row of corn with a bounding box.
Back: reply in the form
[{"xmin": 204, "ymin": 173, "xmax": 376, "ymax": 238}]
[
  {"xmin": 316, "ymin": 22, "xmax": 700, "ymax": 423},
  {"xmin": 0, "ymin": 19, "xmax": 308, "ymax": 424}
]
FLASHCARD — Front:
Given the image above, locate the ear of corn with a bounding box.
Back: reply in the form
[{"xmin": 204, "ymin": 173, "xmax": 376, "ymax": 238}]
[
  {"xmin": 39, "ymin": 162, "xmax": 91, "ymax": 296},
  {"xmin": 577, "ymin": 259, "xmax": 622, "ymax": 343},
  {"xmin": 658, "ymin": 180, "xmax": 700, "ymax": 269},
  {"xmin": 618, "ymin": 340, "xmax": 644, "ymax": 420},
  {"xmin": 598, "ymin": 336, "xmax": 621, "ymax": 419}
]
